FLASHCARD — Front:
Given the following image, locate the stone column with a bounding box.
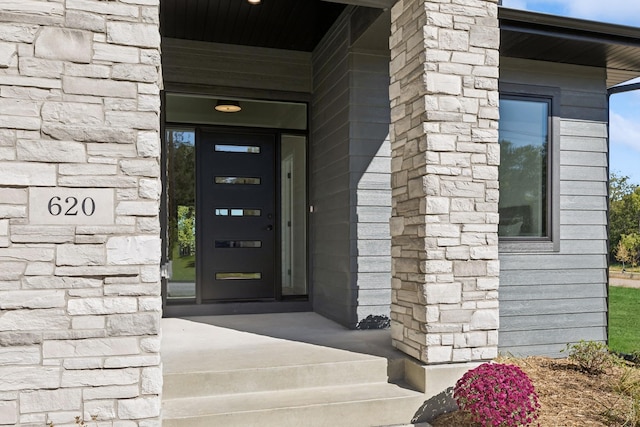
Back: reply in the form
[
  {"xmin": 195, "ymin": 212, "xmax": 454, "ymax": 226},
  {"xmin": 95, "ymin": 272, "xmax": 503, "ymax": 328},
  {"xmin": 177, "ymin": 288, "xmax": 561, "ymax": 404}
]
[
  {"xmin": 0, "ymin": 1, "xmax": 162, "ymax": 425},
  {"xmin": 389, "ymin": 0, "xmax": 500, "ymax": 366}
]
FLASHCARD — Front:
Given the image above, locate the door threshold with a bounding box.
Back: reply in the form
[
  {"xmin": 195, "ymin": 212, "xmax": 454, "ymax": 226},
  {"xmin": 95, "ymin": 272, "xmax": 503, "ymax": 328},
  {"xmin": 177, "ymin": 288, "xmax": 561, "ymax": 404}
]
[{"xmin": 163, "ymin": 300, "xmax": 312, "ymax": 317}]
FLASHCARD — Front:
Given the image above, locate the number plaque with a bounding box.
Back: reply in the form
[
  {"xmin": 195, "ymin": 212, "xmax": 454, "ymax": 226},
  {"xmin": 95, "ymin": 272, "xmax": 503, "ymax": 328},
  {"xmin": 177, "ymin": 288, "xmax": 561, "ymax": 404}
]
[{"xmin": 29, "ymin": 188, "xmax": 115, "ymax": 225}]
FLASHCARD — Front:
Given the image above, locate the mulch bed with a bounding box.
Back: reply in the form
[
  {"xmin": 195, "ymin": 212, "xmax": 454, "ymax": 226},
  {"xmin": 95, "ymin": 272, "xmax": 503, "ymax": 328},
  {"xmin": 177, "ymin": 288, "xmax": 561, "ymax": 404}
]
[{"xmin": 430, "ymin": 356, "xmax": 639, "ymax": 426}]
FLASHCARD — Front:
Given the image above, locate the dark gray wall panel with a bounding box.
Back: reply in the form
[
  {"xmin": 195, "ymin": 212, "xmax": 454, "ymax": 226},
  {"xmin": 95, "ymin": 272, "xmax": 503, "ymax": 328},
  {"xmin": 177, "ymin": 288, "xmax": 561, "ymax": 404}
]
[
  {"xmin": 162, "ymin": 38, "xmax": 312, "ymax": 93},
  {"xmin": 310, "ymin": 13, "xmax": 354, "ymax": 327}
]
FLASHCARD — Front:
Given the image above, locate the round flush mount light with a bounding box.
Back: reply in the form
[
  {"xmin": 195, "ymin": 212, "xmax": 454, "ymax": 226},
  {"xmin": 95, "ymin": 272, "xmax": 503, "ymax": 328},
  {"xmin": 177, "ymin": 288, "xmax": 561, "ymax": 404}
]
[
  {"xmin": 248, "ymin": 0, "xmax": 261, "ymax": 4},
  {"xmin": 215, "ymin": 100, "xmax": 241, "ymax": 113}
]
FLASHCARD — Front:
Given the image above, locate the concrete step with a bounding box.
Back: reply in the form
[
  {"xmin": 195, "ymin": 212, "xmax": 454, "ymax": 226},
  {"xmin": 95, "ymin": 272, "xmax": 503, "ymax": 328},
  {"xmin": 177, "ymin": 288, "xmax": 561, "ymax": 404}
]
[
  {"xmin": 162, "ymin": 382, "xmax": 424, "ymax": 427},
  {"xmin": 161, "ymin": 317, "xmax": 425, "ymax": 426},
  {"xmin": 163, "ymin": 357, "xmax": 388, "ymax": 399}
]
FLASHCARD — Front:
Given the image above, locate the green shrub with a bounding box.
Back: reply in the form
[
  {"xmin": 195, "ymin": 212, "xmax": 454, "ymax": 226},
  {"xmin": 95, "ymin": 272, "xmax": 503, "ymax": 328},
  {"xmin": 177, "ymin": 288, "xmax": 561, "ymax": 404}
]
[
  {"xmin": 604, "ymin": 368, "xmax": 640, "ymax": 426},
  {"xmin": 562, "ymin": 340, "xmax": 617, "ymax": 375}
]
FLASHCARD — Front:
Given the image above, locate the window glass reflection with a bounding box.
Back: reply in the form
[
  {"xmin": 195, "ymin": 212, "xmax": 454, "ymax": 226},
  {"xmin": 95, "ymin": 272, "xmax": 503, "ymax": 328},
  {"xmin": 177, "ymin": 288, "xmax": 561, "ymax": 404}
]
[
  {"xmin": 216, "ymin": 272, "xmax": 262, "ymax": 280},
  {"xmin": 215, "ymin": 208, "xmax": 261, "ymax": 216},
  {"xmin": 215, "ymin": 145, "xmax": 260, "ymax": 153},
  {"xmin": 498, "ymin": 97, "xmax": 549, "ymax": 238},
  {"xmin": 215, "ymin": 240, "xmax": 262, "ymax": 248},
  {"xmin": 215, "ymin": 177, "xmax": 261, "ymax": 185},
  {"xmin": 166, "ymin": 128, "xmax": 196, "ymax": 299}
]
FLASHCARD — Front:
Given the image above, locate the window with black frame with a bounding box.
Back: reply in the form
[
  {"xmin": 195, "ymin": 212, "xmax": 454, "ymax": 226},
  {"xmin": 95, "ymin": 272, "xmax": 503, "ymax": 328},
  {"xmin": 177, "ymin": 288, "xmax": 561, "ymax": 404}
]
[{"xmin": 498, "ymin": 96, "xmax": 551, "ymax": 239}]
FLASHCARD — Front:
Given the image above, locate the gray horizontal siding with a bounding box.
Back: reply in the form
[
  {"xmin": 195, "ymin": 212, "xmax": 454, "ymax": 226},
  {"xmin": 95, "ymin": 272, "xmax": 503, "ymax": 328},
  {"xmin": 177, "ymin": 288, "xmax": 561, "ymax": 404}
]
[
  {"xmin": 561, "ymin": 195, "xmax": 607, "ymax": 211},
  {"xmin": 311, "ymin": 12, "xmax": 354, "ymax": 327},
  {"xmin": 500, "ymin": 254, "xmax": 606, "ymax": 271},
  {"xmin": 560, "ymin": 181, "xmax": 607, "ymax": 196},
  {"xmin": 500, "ymin": 298, "xmax": 607, "ymax": 316},
  {"xmin": 311, "ymin": 8, "xmax": 392, "ymax": 327},
  {"xmin": 356, "ymin": 206, "xmax": 391, "ymax": 223},
  {"xmin": 560, "ymin": 211, "xmax": 607, "ymax": 225},
  {"xmin": 350, "ymin": 50, "xmax": 391, "ymax": 324},
  {"xmin": 500, "ymin": 283, "xmax": 606, "ymax": 301},
  {"xmin": 501, "ymin": 314, "xmax": 606, "ymax": 332},
  {"xmin": 499, "ymin": 268, "xmax": 606, "ymax": 286},
  {"xmin": 562, "ymin": 136, "xmax": 607, "ymax": 153},
  {"xmin": 500, "ymin": 327, "xmax": 606, "ymax": 348},
  {"xmin": 560, "ymin": 240, "xmax": 608, "ymax": 255},
  {"xmin": 354, "ymin": 239, "xmax": 391, "ymax": 256},
  {"xmin": 499, "ymin": 57, "xmax": 608, "ymax": 357},
  {"xmin": 561, "ymin": 166, "xmax": 608, "ymax": 182},
  {"xmin": 162, "ymin": 38, "xmax": 312, "ymax": 93},
  {"xmin": 560, "ymin": 151, "xmax": 607, "ymax": 167}
]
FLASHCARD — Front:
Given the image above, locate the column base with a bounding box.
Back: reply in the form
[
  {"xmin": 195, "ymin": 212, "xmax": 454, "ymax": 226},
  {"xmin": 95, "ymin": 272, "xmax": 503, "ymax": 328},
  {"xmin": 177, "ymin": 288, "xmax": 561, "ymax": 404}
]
[{"xmin": 403, "ymin": 359, "xmax": 485, "ymax": 422}]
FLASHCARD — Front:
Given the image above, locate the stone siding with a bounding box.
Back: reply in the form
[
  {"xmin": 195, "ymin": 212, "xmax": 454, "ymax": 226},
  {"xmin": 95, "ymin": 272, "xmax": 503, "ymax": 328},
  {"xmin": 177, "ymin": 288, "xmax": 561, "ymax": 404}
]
[
  {"xmin": 389, "ymin": 0, "xmax": 500, "ymax": 364},
  {"xmin": 0, "ymin": 1, "xmax": 162, "ymax": 425}
]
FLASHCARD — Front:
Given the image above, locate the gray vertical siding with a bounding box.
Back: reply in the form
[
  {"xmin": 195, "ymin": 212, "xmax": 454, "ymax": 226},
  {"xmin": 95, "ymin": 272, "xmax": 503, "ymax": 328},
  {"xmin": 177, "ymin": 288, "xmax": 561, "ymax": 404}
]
[{"xmin": 499, "ymin": 58, "xmax": 609, "ymax": 357}]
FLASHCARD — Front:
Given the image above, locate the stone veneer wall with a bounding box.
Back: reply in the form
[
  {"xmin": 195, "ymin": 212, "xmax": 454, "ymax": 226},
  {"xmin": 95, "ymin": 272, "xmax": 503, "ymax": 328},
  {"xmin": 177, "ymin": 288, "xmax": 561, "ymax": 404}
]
[
  {"xmin": 389, "ymin": 0, "xmax": 500, "ymax": 364},
  {"xmin": 0, "ymin": 1, "xmax": 162, "ymax": 425}
]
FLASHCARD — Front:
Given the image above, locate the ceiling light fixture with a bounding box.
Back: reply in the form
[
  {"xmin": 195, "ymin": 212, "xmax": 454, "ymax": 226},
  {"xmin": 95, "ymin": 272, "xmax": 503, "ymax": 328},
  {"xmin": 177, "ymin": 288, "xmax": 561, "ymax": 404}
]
[
  {"xmin": 248, "ymin": 0, "xmax": 261, "ymax": 4},
  {"xmin": 215, "ymin": 100, "xmax": 242, "ymax": 113}
]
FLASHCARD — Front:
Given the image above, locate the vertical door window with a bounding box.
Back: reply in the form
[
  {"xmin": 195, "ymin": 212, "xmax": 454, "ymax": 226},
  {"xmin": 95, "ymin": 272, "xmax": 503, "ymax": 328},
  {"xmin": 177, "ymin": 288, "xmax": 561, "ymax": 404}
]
[
  {"xmin": 281, "ymin": 135, "xmax": 307, "ymax": 296},
  {"xmin": 166, "ymin": 128, "xmax": 196, "ymax": 299}
]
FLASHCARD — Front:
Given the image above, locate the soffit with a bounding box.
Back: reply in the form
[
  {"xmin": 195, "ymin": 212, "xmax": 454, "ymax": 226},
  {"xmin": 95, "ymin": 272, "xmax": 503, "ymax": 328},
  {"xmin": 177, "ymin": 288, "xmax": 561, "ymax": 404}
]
[
  {"xmin": 500, "ymin": 8, "xmax": 640, "ymax": 87},
  {"xmin": 160, "ymin": 0, "xmax": 346, "ymax": 52}
]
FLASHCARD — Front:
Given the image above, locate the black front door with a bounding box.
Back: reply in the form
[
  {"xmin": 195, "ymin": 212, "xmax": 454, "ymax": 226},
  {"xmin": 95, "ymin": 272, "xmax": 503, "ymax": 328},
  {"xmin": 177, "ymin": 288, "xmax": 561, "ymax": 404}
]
[{"xmin": 197, "ymin": 130, "xmax": 276, "ymax": 301}]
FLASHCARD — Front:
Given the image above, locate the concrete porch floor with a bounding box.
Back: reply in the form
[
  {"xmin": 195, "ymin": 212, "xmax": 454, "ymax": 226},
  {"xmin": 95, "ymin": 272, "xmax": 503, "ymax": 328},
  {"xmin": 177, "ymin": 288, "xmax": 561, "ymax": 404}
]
[
  {"xmin": 160, "ymin": 312, "xmax": 438, "ymax": 426},
  {"xmin": 165, "ymin": 312, "xmax": 404, "ymax": 356}
]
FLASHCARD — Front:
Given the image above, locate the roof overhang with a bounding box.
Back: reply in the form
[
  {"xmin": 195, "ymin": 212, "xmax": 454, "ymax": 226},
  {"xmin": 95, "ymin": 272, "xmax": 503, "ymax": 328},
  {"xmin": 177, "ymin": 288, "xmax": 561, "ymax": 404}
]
[
  {"xmin": 321, "ymin": 0, "xmax": 394, "ymax": 8},
  {"xmin": 499, "ymin": 7, "xmax": 640, "ymax": 87}
]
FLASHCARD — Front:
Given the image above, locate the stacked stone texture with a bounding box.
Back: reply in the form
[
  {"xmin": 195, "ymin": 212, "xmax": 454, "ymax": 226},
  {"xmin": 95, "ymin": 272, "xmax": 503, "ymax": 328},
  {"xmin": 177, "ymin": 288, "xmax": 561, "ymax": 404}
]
[
  {"xmin": 0, "ymin": 0, "xmax": 162, "ymax": 425},
  {"xmin": 389, "ymin": 0, "xmax": 500, "ymax": 364}
]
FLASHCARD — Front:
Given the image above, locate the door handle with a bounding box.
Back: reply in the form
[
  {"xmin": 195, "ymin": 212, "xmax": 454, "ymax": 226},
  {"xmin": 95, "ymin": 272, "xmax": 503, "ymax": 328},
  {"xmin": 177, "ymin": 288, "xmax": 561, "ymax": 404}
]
[{"xmin": 266, "ymin": 225, "xmax": 273, "ymax": 231}]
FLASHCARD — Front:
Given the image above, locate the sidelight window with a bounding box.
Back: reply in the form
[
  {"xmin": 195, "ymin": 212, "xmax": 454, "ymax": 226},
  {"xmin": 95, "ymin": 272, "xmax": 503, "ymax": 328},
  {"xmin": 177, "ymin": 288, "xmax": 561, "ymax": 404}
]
[
  {"xmin": 166, "ymin": 128, "xmax": 197, "ymax": 300},
  {"xmin": 498, "ymin": 96, "xmax": 550, "ymax": 238},
  {"xmin": 498, "ymin": 85, "xmax": 560, "ymax": 252}
]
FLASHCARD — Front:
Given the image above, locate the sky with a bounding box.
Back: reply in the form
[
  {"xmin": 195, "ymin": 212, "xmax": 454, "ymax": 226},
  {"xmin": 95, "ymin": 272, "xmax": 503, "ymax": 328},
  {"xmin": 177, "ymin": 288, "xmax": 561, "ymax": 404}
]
[{"xmin": 502, "ymin": 0, "xmax": 640, "ymax": 185}]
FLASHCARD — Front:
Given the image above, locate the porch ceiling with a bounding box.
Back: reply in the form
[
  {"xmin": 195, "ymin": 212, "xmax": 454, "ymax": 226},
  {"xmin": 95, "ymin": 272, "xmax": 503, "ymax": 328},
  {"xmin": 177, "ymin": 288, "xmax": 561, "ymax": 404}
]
[
  {"xmin": 160, "ymin": 0, "xmax": 346, "ymax": 51},
  {"xmin": 500, "ymin": 7, "xmax": 640, "ymax": 87}
]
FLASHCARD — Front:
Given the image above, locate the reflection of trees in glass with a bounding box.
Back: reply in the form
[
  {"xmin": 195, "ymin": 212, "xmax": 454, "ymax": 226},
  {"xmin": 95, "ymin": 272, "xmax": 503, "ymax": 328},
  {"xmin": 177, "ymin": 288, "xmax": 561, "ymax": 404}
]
[
  {"xmin": 177, "ymin": 206, "xmax": 195, "ymax": 255},
  {"xmin": 167, "ymin": 131, "xmax": 196, "ymax": 273},
  {"xmin": 498, "ymin": 139, "xmax": 547, "ymax": 236}
]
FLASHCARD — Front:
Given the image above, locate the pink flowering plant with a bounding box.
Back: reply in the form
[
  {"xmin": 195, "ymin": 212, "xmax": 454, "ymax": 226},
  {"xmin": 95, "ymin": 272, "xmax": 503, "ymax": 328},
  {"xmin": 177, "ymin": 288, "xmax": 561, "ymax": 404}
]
[{"xmin": 453, "ymin": 362, "xmax": 541, "ymax": 427}]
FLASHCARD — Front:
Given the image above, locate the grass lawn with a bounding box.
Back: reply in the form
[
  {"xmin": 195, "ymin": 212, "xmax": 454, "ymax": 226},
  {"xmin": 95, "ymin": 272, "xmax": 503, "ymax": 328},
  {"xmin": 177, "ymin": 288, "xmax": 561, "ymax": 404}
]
[
  {"xmin": 609, "ymin": 286, "xmax": 640, "ymax": 355},
  {"xmin": 170, "ymin": 246, "xmax": 195, "ymax": 282}
]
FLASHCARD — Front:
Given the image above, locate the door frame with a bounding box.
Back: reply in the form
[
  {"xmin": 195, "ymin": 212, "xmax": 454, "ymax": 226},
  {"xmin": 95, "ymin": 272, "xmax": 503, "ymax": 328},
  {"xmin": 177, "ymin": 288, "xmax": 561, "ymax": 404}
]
[{"xmin": 162, "ymin": 122, "xmax": 312, "ymax": 316}]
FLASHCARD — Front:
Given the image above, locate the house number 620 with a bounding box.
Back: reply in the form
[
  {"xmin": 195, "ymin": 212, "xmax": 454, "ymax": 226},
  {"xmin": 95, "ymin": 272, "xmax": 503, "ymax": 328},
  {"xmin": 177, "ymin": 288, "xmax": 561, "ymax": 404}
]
[{"xmin": 47, "ymin": 196, "xmax": 96, "ymax": 217}]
